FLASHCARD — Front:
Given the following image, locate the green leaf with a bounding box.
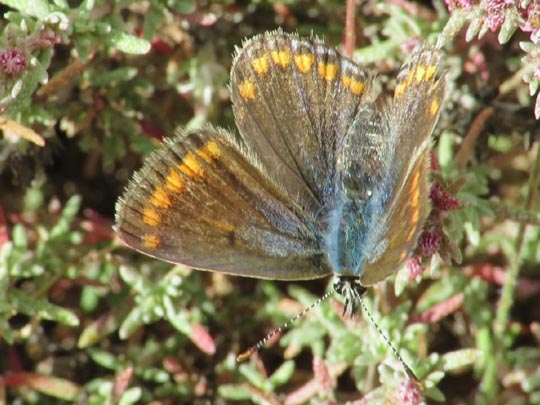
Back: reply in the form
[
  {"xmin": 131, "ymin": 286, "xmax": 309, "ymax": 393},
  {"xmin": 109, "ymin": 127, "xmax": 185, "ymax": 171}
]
[
  {"xmin": 118, "ymin": 387, "xmax": 142, "ymax": 405},
  {"xmin": 416, "ymin": 273, "xmax": 465, "ymax": 312},
  {"xmin": 239, "ymin": 363, "xmax": 267, "ymax": 390},
  {"xmin": 107, "ymin": 32, "xmax": 151, "ymax": 54},
  {"xmin": 442, "ymin": 348, "xmax": 483, "ymax": 372},
  {"xmin": 119, "ymin": 265, "xmax": 148, "ymax": 292},
  {"xmin": 10, "ymin": 290, "xmax": 79, "ymax": 326},
  {"xmin": 88, "ymin": 349, "xmax": 118, "ymax": 370},
  {"xmin": 119, "ymin": 305, "xmax": 144, "ymax": 339},
  {"xmin": 269, "ymin": 360, "xmax": 295, "ymax": 386},
  {"xmin": 0, "ymin": 0, "xmax": 50, "ymax": 18},
  {"xmin": 139, "ymin": 367, "xmax": 169, "ymax": 383},
  {"xmin": 219, "ymin": 384, "xmax": 252, "ymax": 400},
  {"xmin": 12, "ymin": 224, "xmax": 28, "ymax": 249},
  {"xmin": 50, "ymin": 195, "xmax": 81, "ymax": 239},
  {"xmin": 92, "ymin": 67, "xmax": 139, "ymax": 87},
  {"xmin": 327, "ymin": 329, "xmax": 364, "ymax": 364},
  {"xmin": 163, "ymin": 296, "xmax": 191, "ymax": 335},
  {"xmin": 394, "ymin": 264, "xmax": 410, "ymax": 296},
  {"xmin": 498, "ymin": 8, "xmax": 518, "ymax": 44},
  {"xmin": 465, "ymin": 9, "xmax": 483, "ymax": 41},
  {"xmin": 425, "ymin": 385, "xmax": 446, "ymax": 402},
  {"xmin": 354, "ymin": 40, "xmax": 401, "ymax": 64},
  {"xmin": 142, "ymin": 4, "xmax": 164, "ymax": 39}
]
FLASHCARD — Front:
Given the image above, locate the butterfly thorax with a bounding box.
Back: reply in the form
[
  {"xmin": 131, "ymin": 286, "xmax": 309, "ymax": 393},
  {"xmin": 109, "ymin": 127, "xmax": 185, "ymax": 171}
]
[
  {"xmin": 323, "ymin": 115, "xmax": 388, "ymax": 278},
  {"xmin": 324, "ymin": 193, "xmax": 374, "ymax": 278}
]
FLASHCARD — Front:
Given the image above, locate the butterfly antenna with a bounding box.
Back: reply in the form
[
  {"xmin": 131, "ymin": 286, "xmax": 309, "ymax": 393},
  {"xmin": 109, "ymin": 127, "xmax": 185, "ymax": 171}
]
[
  {"xmin": 358, "ymin": 297, "xmax": 423, "ymax": 387},
  {"xmin": 237, "ymin": 289, "xmax": 335, "ymax": 362}
]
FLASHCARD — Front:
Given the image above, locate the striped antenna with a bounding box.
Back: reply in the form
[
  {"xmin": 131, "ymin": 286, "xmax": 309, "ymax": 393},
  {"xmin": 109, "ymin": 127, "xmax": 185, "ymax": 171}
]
[
  {"xmin": 236, "ymin": 290, "xmax": 334, "ymax": 362},
  {"xmin": 237, "ymin": 284, "xmax": 423, "ymax": 388},
  {"xmin": 357, "ymin": 296, "xmax": 423, "ymax": 387}
]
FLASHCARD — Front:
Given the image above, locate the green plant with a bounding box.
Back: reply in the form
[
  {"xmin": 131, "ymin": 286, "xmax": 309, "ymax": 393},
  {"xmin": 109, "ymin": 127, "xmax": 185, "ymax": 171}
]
[{"xmin": 1, "ymin": 1, "xmax": 539, "ymax": 403}]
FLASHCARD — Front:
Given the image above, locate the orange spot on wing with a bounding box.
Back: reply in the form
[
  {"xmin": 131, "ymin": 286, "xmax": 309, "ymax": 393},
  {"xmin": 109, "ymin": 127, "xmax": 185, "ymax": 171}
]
[
  {"xmin": 142, "ymin": 207, "xmax": 161, "ymax": 226},
  {"xmin": 143, "ymin": 233, "xmax": 160, "ymax": 248},
  {"xmin": 410, "ymin": 168, "xmax": 421, "ymax": 216},
  {"xmin": 425, "ymin": 65, "xmax": 437, "ymax": 81},
  {"xmin": 197, "ymin": 140, "xmax": 221, "ymax": 163},
  {"xmin": 294, "ymin": 53, "xmax": 314, "ymax": 73},
  {"xmin": 405, "ymin": 226, "xmax": 417, "ymax": 243},
  {"xmin": 406, "ymin": 71, "xmax": 414, "ymax": 86},
  {"xmin": 404, "ymin": 163, "xmax": 425, "ymax": 243},
  {"xmin": 394, "ymin": 82, "xmax": 406, "ymax": 98},
  {"xmin": 349, "ymin": 79, "xmax": 365, "ymax": 95},
  {"xmin": 170, "ymin": 141, "xmax": 222, "ymax": 187},
  {"xmin": 206, "ymin": 140, "xmax": 221, "ymax": 157},
  {"xmin": 180, "ymin": 152, "xmax": 204, "ymax": 178},
  {"xmin": 429, "ymin": 98, "xmax": 440, "ymax": 117},
  {"xmin": 411, "ymin": 205, "xmax": 420, "ymax": 224},
  {"xmin": 252, "ymin": 55, "xmax": 269, "ymax": 75},
  {"xmin": 318, "ymin": 62, "xmax": 338, "ymax": 81},
  {"xmin": 415, "ymin": 65, "xmax": 426, "ymax": 83},
  {"xmin": 271, "ymin": 50, "xmax": 291, "ymax": 68},
  {"xmin": 341, "ymin": 76, "xmax": 366, "ymax": 95},
  {"xmin": 238, "ymin": 79, "xmax": 256, "ymax": 101},
  {"xmin": 166, "ymin": 168, "xmax": 185, "ymax": 192},
  {"xmin": 410, "ymin": 168, "xmax": 421, "ymax": 202},
  {"xmin": 150, "ymin": 186, "xmax": 172, "ymax": 208}
]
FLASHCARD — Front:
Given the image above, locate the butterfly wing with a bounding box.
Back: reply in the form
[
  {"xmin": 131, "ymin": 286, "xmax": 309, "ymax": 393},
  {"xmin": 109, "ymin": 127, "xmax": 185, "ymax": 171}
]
[
  {"xmin": 115, "ymin": 127, "xmax": 332, "ymax": 280},
  {"xmin": 230, "ymin": 30, "xmax": 377, "ymax": 210},
  {"xmin": 359, "ymin": 45, "xmax": 446, "ymax": 286}
]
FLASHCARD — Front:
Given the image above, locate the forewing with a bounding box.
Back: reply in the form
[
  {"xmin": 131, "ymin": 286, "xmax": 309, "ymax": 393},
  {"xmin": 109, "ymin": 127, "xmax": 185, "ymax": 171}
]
[
  {"xmin": 230, "ymin": 30, "xmax": 377, "ymax": 210},
  {"xmin": 115, "ymin": 127, "xmax": 331, "ymax": 280},
  {"xmin": 360, "ymin": 45, "xmax": 446, "ymax": 286}
]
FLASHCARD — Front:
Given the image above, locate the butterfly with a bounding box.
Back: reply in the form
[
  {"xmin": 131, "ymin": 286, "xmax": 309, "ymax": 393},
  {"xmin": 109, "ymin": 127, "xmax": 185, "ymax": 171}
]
[{"xmin": 115, "ymin": 30, "xmax": 445, "ymax": 321}]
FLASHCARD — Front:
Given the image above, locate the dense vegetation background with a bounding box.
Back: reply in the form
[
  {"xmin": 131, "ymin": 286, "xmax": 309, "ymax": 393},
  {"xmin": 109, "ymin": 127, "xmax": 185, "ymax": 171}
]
[{"xmin": 1, "ymin": 0, "xmax": 539, "ymax": 403}]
